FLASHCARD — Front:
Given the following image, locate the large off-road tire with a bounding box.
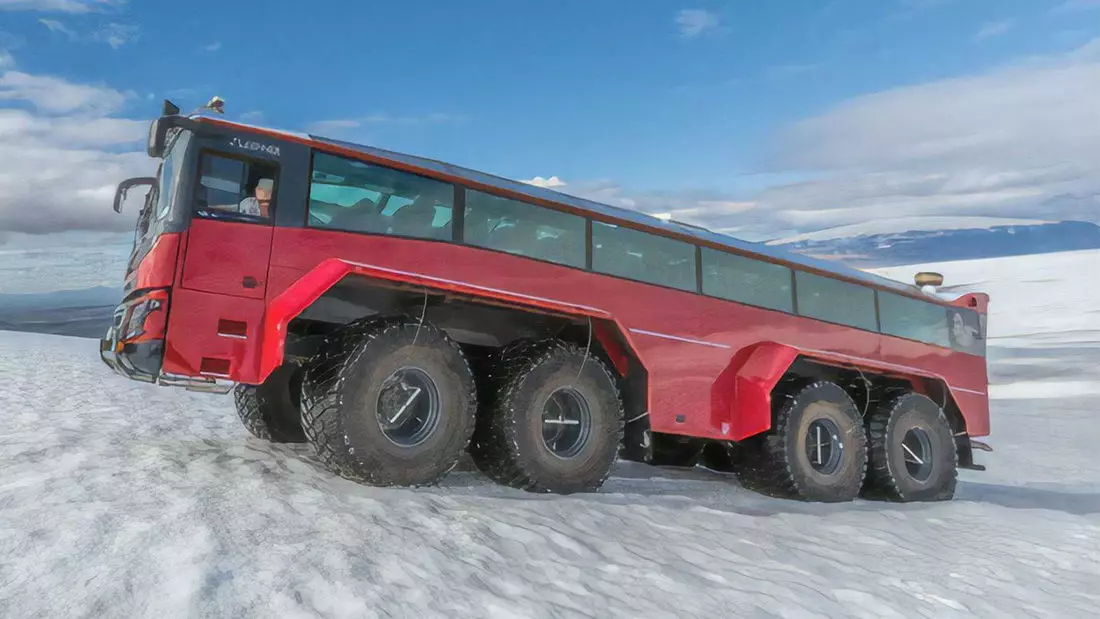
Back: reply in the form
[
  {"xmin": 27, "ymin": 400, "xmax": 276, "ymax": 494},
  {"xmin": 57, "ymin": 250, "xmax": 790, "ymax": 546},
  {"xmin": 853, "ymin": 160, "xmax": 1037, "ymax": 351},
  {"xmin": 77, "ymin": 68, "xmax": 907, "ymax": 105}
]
[
  {"xmin": 232, "ymin": 364, "xmax": 306, "ymax": 443},
  {"xmin": 299, "ymin": 318, "xmax": 478, "ymax": 487},
  {"xmin": 863, "ymin": 392, "xmax": 957, "ymax": 502},
  {"xmin": 736, "ymin": 380, "xmax": 868, "ymax": 502},
  {"xmin": 469, "ymin": 340, "xmax": 624, "ymax": 494}
]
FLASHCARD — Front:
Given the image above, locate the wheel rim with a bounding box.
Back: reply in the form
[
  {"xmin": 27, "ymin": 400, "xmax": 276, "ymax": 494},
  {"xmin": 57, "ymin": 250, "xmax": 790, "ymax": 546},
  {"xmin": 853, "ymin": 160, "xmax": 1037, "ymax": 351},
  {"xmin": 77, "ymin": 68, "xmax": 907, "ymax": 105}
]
[
  {"xmin": 375, "ymin": 367, "xmax": 440, "ymax": 447},
  {"xmin": 804, "ymin": 418, "xmax": 844, "ymax": 475},
  {"xmin": 540, "ymin": 387, "xmax": 592, "ymax": 459},
  {"xmin": 901, "ymin": 427, "xmax": 934, "ymax": 482}
]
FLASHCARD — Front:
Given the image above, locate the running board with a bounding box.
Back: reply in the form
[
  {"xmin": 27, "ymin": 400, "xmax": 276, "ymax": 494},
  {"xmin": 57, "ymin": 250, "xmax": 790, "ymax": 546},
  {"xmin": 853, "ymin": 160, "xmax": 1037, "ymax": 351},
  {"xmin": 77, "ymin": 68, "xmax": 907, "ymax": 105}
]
[{"xmin": 158, "ymin": 372, "xmax": 235, "ymax": 394}]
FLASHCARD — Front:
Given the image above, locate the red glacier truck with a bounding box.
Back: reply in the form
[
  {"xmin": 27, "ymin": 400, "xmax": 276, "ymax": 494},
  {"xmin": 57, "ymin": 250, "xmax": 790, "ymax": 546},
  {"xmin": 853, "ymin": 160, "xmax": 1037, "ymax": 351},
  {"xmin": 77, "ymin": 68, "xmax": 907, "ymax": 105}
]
[{"xmin": 101, "ymin": 101, "xmax": 992, "ymax": 501}]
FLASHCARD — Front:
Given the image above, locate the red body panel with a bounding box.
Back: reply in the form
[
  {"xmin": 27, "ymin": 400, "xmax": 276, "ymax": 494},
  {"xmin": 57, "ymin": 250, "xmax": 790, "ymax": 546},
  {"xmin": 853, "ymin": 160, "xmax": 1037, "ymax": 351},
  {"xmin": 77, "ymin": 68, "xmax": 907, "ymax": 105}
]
[
  {"xmin": 125, "ymin": 233, "xmax": 181, "ymax": 293},
  {"xmin": 180, "ymin": 219, "xmax": 273, "ymax": 299},
  {"xmin": 155, "ymin": 227, "xmax": 990, "ymax": 440},
  {"xmin": 161, "ymin": 287, "xmax": 266, "ymax": 379},
  {"xmin": 196, "ymin": 229, "xmax": 983, "ymax": 439}
]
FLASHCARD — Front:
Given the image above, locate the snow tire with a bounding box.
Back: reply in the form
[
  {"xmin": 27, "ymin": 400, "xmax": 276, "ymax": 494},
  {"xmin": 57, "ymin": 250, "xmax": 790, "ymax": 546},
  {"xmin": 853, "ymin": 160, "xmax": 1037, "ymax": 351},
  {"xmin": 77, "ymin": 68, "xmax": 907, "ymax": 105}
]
[
  {"xmin": 469, "ymin": 339, "xmax": 624, "ymax": 494},
  {"xmin": 736, "ymin": 379, "xmax": 868, "ymax": 502},
  {"xmin": 864, "ymin": 391, "xmax": 957, "ymax": 502},
  {"xmin": 299, "ymin": 318, "xmax": 478, "ymax": 487},
  {"xmin": 232, "ymin": 364, "xmax": 306, "ymax": 443}
]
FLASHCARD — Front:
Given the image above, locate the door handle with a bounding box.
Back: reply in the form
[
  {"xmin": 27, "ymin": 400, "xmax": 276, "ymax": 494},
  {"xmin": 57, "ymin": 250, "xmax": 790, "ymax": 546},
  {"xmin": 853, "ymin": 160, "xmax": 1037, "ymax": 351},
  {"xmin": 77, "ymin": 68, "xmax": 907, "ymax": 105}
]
[{"xmin": 242, "ymin": 276, "xmax": 260, "ymax": 289}]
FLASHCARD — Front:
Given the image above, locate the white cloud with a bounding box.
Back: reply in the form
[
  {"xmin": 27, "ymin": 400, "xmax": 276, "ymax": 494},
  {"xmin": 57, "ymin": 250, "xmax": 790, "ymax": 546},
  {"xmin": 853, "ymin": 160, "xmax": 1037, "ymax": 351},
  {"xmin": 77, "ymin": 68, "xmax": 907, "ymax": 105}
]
[
  {"xmin": 1054, "ymin": 0, "xmax": 1100, "ymax": 11},
  {"xmin": 675, "ymin": 9, "xmax": 719, "ymax": 38},
  {"xmin": 0, "ymin": 0, "xmax": 122, "ymax": 12},
  {"xmin": 306, "ymin": 112, "xmax": 466, "ymax": 136},
  {"xmin": 749, "ymin": 38, "xmax": 1100, "ymax": 236},
  {"xmin": 976, "ymin": 19, "xmax": 1013, "ymax": 39},
  {"xmin": 40, "ymin": 18, "xmax": 137, "ymax": 47},
  {"xmin": 91, "ymin": 22, "xmax": 138, "ymax": 48},
  {"xmin": 201, "ymin": 41, "xmax": 221, "ymax": 52},
  {"xmin": 512, "ymin": 40, "xmax": 1100, "ymax": 242},
  {"xmin": 0, "ymin": 71, "xmax": 131, "ymax": 114},
  {"xmin": 237, "ymin": 110, "xmax": 263, "ymax": 123},
  {"xmin": 38, "ymin": 18, "xmax": 75, "ymax": 39},
  {"xmin": 522, "ymin": 176, "xmax": 566, "ymax": 188},
  {"xmin": 0, "ymin": 56, "xmax": 148, "ymax": 236},
  {"xmin": 0, "ymin": 49, "xmax": 14, "ymax": 70}
]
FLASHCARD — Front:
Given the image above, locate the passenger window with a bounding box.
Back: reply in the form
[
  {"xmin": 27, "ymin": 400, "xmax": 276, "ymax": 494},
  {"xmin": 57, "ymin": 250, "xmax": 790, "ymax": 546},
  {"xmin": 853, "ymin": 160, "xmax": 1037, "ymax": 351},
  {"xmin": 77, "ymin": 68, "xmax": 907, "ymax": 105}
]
[
  {"xmin": 464, "ymin": 190, "xmax": 586, "ymax": 268},
  {"xmin": 194, "ymin": 152, "xmax": 279, "ymax": 222},
  {"xmin": 701, "ymin": 248, "xmax": 793, "ymax": 313},
  {"xmin": 308, "ymin": 151, "xmax": 452, "ymax": 241},
  {"xmin": 879, "ymin": 291, "xmax": 950, "ymax": 347},
  {"xmin": 795, "ymin": 271, "xmax": 877, "ymax": 331},
  {"xmin": 592, "ymin": 222, "xmax": 696, "ymax": 291}
]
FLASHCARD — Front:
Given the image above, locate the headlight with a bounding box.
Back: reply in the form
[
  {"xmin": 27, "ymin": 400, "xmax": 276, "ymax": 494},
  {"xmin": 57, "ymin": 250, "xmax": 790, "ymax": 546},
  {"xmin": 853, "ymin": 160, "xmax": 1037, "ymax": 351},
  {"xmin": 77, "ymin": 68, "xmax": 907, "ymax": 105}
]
[{"xmin": 124, "ymin": 298, "xmax": 163, "ymax": 341}]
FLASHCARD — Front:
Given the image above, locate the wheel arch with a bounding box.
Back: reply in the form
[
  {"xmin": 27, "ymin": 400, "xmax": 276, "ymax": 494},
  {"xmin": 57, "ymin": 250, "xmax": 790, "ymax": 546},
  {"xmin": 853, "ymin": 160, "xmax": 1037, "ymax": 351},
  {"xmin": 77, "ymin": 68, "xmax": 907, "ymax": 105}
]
[
  {"xmin": 259, "ymin": 258, "xmax": 653, "ymax": 457},
  {"xmin": 717, "ymin": 341, "xmax": 978, "ymax": 443}
]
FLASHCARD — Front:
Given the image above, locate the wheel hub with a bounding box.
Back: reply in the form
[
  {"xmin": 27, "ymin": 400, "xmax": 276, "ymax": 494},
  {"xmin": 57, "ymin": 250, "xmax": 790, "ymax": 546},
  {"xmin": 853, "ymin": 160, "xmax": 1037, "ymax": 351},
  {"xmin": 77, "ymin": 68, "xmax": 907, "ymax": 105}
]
[
  {"xmin": 541, "ymin": 387, "xmax": 592, "ymax": 459},
  {"xmin": 376, "ymin": 367, "xmax": 440, "ymax": 447},
  {"xmin": 901, "ymin": 427, "xmax": 934, "ymax": 482},
  {"xmin": 804, "ymin": 418, "xmax": 844, "ymax": 475}
]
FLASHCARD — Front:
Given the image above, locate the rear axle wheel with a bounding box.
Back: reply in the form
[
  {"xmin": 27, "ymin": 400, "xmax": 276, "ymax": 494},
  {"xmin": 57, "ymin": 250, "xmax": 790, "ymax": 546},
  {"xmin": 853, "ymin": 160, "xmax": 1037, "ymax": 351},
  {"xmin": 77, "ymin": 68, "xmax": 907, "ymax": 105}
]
[
  {"xmin": 863, "ymin": 391, "xmax": 957, "ymax": 502},
  {"xmin": 736, "ymin": 380, "xmax": 868, "ymax": 502}
]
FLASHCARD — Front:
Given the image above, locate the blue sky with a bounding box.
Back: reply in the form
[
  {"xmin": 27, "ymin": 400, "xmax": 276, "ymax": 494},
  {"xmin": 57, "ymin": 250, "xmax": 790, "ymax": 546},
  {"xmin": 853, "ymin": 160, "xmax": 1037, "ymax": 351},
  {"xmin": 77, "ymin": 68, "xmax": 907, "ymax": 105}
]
[{"xmin": 0, "ymin": 0, "xmax": 1098, "ymax": 252}]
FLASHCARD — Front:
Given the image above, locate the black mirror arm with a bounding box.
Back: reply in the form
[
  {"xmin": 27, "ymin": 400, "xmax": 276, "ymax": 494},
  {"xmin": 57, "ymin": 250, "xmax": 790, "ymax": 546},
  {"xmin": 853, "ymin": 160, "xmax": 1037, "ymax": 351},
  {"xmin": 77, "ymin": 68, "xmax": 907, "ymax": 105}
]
[{"xmin": 113, "ymin": 177, "xmax": 157, "ymax": 213}]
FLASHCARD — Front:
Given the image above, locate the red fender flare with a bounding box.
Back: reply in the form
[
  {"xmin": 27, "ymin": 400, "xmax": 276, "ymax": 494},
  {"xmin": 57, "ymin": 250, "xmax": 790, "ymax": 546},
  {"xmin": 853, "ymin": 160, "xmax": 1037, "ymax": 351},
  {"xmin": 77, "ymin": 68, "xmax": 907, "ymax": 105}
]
[{"xmin": 258, "ymin": 258, "xmax": 641, "ymax": 384}]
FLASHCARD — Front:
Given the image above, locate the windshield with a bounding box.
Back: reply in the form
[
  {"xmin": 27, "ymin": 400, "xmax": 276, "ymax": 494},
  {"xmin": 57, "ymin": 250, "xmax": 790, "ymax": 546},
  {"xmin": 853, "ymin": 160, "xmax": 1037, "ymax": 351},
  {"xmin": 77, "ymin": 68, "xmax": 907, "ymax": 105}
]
[
  {"xmin": 155, "ymin": 130, "xmax": 191, "ymax": 222},
  {"xmin": 126, "ymin": 129, "xmax": 192, "ymax": 272}
]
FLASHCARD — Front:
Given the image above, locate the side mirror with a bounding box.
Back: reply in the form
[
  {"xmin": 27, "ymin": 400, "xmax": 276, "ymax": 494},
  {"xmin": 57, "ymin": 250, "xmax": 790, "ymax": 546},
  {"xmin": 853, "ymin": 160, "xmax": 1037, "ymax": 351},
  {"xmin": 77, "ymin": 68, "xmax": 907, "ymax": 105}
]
[{"xmin": 114, "ymin": 177, "xmax": 157, "ymax": 213}]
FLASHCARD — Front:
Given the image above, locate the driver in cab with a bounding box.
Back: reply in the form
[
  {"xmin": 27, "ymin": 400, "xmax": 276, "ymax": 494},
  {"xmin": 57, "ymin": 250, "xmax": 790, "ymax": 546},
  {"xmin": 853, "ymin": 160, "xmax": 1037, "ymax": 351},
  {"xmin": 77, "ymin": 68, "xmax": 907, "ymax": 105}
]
[{"xmin": 238, "ymin": 178, "xmax": 273, "ymax": 218}]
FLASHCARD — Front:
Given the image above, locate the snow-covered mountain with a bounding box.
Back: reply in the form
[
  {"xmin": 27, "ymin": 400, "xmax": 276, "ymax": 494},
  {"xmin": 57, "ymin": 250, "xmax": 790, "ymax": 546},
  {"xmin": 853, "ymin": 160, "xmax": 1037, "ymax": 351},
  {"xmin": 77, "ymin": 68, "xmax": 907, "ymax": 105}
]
[
  {"xmin": 1, "ymin": 250, "xmax": 1098, "ymax": 617},
  {"xmin": 770, "ymin": 219, "xmax": 1100, "ymax": 267}
]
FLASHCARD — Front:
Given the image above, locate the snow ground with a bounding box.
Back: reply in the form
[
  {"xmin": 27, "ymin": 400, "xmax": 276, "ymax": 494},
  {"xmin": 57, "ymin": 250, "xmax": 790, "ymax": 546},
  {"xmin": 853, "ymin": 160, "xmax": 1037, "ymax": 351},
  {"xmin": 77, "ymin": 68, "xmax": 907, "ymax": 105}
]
[{"xmin": 1, "ymin": 250, "xmax": 1099, "ymax": 618}]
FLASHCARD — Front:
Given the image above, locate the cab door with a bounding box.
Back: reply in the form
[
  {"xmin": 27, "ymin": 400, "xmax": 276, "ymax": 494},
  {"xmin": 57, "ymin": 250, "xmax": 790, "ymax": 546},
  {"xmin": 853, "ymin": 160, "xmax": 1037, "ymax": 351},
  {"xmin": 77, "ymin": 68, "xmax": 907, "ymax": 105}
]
[{"xmin": 181, "ymin": 149, "xmax": 280, "ymax": 299}]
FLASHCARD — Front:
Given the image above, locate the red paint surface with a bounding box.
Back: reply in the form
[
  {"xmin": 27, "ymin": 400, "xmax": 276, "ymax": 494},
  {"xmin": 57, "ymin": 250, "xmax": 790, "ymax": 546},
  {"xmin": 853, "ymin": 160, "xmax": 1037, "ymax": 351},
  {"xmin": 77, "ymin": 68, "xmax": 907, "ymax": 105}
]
[
  {"xmin": 153, "ymin": 222, "xmax": 991, "ymax": 439},
  {"xmin": 180, "ymin": 218, "xmax": 273, "ymax": 299},
  {"xmin": 125, "ymin": 233, "xmax": 180, "ymax": 294}
]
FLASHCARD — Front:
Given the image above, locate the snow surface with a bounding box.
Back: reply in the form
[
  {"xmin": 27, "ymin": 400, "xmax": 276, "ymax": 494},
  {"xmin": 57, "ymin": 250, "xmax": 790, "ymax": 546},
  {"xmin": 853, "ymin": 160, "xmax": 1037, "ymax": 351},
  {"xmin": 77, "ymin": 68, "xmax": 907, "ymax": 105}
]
[
  {"xmin": 2, "ymin": 250, "xmax": 1099, "ymax": 618},
  {"xmin": 769, "ymin": 216, "xmax": 1054, "ymax": 245}
]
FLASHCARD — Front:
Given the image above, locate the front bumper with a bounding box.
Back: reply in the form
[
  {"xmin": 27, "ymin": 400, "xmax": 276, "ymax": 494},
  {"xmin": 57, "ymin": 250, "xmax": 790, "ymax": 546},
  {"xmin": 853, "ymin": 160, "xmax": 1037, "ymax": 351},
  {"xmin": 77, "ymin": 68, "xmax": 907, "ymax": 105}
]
[{"xmin": 100, "ymin": 333, "xmax": 164, "ymax": 383}]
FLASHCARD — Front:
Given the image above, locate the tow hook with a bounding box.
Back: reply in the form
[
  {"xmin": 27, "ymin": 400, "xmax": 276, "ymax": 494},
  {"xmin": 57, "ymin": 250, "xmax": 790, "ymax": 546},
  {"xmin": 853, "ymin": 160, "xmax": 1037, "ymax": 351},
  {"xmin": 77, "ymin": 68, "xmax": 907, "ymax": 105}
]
[
  {"xmin": 959, "ymin": 438, "xmax": 992, "ymax": 471},
  {"xmin": 970, "ymin": 439, "xmax": 993, "ymax": 452}
]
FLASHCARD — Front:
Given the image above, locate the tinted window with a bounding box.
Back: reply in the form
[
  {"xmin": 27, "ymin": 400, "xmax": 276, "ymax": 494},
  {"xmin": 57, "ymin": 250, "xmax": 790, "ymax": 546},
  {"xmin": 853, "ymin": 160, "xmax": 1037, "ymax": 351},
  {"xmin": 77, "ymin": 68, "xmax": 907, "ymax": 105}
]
[
  {"xmin": 878, "ymin": 291, "xmax": 950, "ymax": 347},
  {"xmin": 464, "ymin": 190, "xmax": 585, "ymax": 268},
  {"xmin": 701, "ymin": 248, "xmax": 793, "ymax": 312},
  {"xmin": 592, "ymin": 222, "xmax": 696, "ymax": 291},
  {"xmin": 795, "ymin": 271, "xmax": 877, "ymax": 330},
  {"xmin": 194, "ymin": 152, "xmax": 278, "ymax": 220},
  {"xmin": 308, "ymin": 151, "xmax": 453, "ymax": 241}
]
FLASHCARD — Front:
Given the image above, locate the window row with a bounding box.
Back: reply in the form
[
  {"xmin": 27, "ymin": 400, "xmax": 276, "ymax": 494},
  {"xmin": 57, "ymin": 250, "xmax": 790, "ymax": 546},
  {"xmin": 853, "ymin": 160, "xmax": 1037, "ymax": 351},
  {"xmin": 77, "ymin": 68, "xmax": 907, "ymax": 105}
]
[{"xmin": 306, "ymin": 151, "xmax": 966, "ymax": 350}]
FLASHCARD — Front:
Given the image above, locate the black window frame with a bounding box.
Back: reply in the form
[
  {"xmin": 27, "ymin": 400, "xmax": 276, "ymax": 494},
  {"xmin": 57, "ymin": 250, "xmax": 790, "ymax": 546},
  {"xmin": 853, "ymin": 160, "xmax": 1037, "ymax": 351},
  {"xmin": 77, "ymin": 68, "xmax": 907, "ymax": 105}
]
[
  {"xmin": 306, "ymin": 150, "xmax": 457, "ymax": 243},
  {"xmin": 191, "ymin": 148, "xmax": 281, "ymax": 226}
]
